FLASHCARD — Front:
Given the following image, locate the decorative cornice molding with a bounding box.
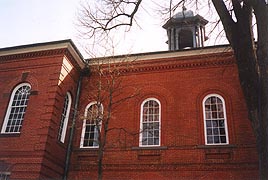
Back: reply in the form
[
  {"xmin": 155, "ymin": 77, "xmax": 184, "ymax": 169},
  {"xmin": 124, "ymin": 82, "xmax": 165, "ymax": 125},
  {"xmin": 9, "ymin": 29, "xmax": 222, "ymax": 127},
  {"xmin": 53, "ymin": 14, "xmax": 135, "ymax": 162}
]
[
  {"xmin": 0, "ymin": 48, "xmax": 83, "ymax": 70},
  {"xmin": 128, "ymin": 59, "xmax": 235, "ymax": 74},
  {"xmin": 0, "ymin": 49, "xmax": 66, "ymax": 62},
  {"xmin": 90, "ymin": 52, "xmax": 235, "ymax": 75}
]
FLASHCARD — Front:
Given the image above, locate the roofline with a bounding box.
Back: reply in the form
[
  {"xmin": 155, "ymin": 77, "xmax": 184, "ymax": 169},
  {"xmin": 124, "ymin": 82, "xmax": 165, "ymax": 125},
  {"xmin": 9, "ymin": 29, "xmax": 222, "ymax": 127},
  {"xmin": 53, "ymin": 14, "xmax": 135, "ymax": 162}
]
[
  {"xmin": 87, "ymin": 44, "xmax": 233, "ymax": 64},
  {"xmin": 0, "ymin": 39, "xmax": 86, "ymax": 69},
  {"xmin": 0, "ymin": 40, "xmax": 233, "ymax": 67}
]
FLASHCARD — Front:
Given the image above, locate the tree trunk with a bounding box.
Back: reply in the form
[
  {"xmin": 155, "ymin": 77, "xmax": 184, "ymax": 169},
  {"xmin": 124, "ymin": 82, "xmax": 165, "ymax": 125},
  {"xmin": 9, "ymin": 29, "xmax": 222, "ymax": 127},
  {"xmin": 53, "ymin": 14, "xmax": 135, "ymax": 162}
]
[
  {"xmin": 254, "ymin": 3, "xmax": 268, "ymax": 179},
  {"xmin": 213, "ymin": 0, "xmax": 268, "ymax": 179},
  {"xmin": 98, "ymin": 144, "xmax": 104, "ymax": 180}
]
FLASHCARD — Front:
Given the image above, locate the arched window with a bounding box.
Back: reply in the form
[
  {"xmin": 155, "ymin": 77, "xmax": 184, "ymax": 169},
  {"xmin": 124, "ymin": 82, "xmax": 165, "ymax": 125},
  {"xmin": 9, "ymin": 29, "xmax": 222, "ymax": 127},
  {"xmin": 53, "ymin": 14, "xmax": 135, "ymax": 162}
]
[
  {"xmin": 58, "ymin": 92, "xmax": 72, "ymax": 143},
  {"xmin": 1, "ymin": 83, "xmax": 31, "ymax": 133},
  {"xmin": 80, "ymin": 102, "xmax": 103, "ymax": 148},
  {"xmin": 140, "ymin": 98, "xmax": 161, "ymax": 146},
  {"xmin": 203, "ymin": 94, "xmax": 229, "ymax": 145}
]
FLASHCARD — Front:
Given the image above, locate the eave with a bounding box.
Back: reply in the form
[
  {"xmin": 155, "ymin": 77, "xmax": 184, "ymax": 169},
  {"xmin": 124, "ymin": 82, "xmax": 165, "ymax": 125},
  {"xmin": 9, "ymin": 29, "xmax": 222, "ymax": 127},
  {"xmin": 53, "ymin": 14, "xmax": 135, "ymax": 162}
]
[{"xmin": 0, "ymin": 40, "xmax": 86, "ymax": 69}]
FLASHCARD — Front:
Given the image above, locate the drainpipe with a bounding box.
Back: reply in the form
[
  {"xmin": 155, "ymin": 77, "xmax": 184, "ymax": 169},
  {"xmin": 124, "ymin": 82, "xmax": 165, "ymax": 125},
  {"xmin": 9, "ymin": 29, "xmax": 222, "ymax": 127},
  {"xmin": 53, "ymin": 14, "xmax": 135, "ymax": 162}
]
[{"xmin": 63, "ymin": 67, "xmax": 90, "ymax": 180}]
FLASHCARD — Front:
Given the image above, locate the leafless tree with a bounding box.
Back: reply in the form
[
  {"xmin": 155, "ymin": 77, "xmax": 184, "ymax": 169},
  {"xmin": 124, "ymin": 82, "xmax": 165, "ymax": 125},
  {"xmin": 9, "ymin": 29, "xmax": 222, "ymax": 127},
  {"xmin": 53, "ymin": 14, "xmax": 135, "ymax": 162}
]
[{"xmin": 80, "ymin": 56, "xmax": 140, "ymax": 180}]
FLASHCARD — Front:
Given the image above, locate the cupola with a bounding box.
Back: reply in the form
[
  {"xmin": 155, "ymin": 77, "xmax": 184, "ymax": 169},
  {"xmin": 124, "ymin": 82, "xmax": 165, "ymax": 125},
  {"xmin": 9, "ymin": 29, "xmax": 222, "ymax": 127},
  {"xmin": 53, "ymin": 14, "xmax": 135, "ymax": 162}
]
[{"xmin": 163, "ymin": 8, "xmax": 208, "ymax": 50}]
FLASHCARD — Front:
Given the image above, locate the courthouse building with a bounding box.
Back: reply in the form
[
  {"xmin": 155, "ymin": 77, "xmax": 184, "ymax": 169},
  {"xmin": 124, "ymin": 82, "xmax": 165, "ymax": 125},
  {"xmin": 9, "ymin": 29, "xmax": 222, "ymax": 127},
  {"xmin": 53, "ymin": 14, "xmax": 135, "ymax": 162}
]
[{"xmin": 0, "ymin": 10, "xmax": 258, "ymax": 180}]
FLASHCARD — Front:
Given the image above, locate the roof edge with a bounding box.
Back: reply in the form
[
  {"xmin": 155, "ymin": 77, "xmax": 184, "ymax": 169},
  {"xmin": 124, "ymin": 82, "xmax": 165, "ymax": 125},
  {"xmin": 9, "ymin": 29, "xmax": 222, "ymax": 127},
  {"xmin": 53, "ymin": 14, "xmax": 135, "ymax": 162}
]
[
  {"xmin": 88, "ymin": 44, "xmax": 233, "ymax": 64},
  {"xmin": 0, "ymin": 39, "xmax": 86, "ymax": 69}
]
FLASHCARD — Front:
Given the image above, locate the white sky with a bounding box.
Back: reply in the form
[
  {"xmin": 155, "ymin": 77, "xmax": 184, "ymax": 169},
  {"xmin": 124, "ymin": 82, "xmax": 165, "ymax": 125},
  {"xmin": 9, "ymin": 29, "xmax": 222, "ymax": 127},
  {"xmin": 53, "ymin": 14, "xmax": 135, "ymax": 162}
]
[
  {"xmin": 0, "ymin": 0, "xmax": 227, "ymax": 57},
  {"xmin": 0, "ymin": 0, "xmax": 79, "ymax": 47}
]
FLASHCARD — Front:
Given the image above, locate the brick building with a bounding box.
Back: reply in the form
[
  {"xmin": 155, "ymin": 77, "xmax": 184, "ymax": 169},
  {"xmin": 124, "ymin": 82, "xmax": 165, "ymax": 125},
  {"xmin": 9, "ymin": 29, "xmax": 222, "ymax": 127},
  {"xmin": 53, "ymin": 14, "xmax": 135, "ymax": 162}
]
[{"xmin": 0, "ymin": 10, "xmax": 258, "ymax": 180}]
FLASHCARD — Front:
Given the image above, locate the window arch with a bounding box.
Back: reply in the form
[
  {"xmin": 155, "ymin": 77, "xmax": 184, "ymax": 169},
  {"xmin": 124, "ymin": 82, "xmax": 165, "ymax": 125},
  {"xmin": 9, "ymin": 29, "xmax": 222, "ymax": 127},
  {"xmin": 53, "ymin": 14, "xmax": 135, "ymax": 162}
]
[
  {"xmin": 203, "ymin": 94, "xmax": 229, "ymax": 145},
  {"xmin": 140, "ymin": 98, "xmax": 161, "ymax": 147},
  {"xmin": 1, "ymin": 83, "xmax": 31, "ymax": 133},
  {"xmin": 58, "ymin": 92, "xmax": 72, "ymax": 143},
  {"xmin": 80, "ymin": 102, "xmax": 103, "ymax": 148}
]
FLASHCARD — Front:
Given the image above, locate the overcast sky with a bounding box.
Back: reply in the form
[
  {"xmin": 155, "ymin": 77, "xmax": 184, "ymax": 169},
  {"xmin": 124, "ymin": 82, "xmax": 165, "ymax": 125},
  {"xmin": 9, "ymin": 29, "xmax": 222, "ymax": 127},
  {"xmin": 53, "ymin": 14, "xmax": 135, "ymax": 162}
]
[
  {"xmin": 0, "ymin": 0, "xmax": 79, "ymax": 47},
  {"xmin": 0, "ymin": 0, "xmax": 226, "ymax": 57}
]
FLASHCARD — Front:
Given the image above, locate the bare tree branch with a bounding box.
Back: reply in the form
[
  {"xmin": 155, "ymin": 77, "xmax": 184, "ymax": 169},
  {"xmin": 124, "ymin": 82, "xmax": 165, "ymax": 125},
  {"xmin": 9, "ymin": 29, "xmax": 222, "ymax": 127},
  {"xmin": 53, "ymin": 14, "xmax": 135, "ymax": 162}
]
[{"xmin": 211, "ymin": 0, "xmax": 236, "ymax": 44}]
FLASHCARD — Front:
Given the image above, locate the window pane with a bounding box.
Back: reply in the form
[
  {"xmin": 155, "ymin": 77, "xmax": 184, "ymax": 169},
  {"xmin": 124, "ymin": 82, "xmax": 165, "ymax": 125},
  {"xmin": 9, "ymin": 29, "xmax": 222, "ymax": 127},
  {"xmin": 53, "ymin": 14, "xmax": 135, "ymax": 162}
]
[
  {"xmin": 212, "ymin": 120, "xmax": 218, "ymax": 127},
  {"xmin": 148, "ymin": 138, "xmax": 154, "ymax": 145},
  {"xmin": 211, "ymin": 105, "xmax": 217, "ymax": 111},
  {"xmin": 154, "ymin": 122, "xmax": 159, "ymax": 129},
  {"xmin": 207, "ymin": 128, "xmax": 212, "ymax": 135},
  {"xmin": 219, "ymin": 128, "xmax": 226, "ymax": 135},
  {"xmin": 213, "ymin": 128, "xmax": 219, "ymax": 135},
  {"xmin": 154, "ymin": 138, "xmax": 159, "ymax": 145},
  {"xmin": 217, "ymin": 104, "xmax": 223, "ymax": 111},
  {"xmin": 205, "ymin": 112, "xmax": 211, "ymax": 119},
  {"xmin": 212, "ymin": 112, "xmax": 217, "ymax": 118},
  {"xmin": 207, "ymin": 136, "xmax": 213, "ymax": 144},
  {"xmin": 218, "ymin": 112, "xmax": 224, "ymax": 118},
  {"xmin": 205, "ymin": 98, "xmax": 211, "ymax": 105},
  {"xmin": 220, "ymin": 136, "xmax": 227, "ymax": 143},
  {"xmin": 214, "ymin": 136, "xmax": 220, "ymax": 143},
  {"xmin": 142, "ymin": 138, "xmax": 148, "ymax": 145},
  {"xmin": 206, "ymin": 120, "xmax": 212, "ymax": 127},
  {"xmin": 205, "ymin": 105, "xmax": 210, "ymax": 111},
  {"xmin": 219, "ymin": 120, "xmax": 225, "ymax": 127},
  {"xmin": 211, "ymin": 97, "xmax": 216, "ymax": 103},
  {"xmin": 154, "ymin": 130, "xmax": 159, "ymax": 137}
]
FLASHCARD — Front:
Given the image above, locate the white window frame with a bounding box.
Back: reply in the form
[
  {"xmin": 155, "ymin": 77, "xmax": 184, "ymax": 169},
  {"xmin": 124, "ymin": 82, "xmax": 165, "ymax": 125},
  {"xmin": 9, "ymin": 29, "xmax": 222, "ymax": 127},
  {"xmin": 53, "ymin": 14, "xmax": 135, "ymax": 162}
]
[
  {"xmin": 1, "ymin": 83, "xmax": 31, "ymax": 134},
  {"xmin": 80, "ymin": 101, "xmax": 103, "ymax": 148},
  {"xmin": 139, "ymin": 98, "xmax": 161, "ymax": 147},
  {"xmin": 58, "ymin": 92, "xmax": 72, "ymax": 143},
  {"xmin": 0, "ymin": 172, "xmax": 11, "ymax": 180},
  {"xmin": 202, "ymin": 94, "xmax": 229, "ymax": 145}
]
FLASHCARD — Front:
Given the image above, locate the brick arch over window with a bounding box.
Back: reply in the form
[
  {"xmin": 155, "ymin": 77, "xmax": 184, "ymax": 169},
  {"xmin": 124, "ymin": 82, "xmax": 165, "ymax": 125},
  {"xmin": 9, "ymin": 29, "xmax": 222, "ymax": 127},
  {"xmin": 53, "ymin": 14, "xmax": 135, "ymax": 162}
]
[
  {"xmin": 202, "ymin": 94, "xmax": 229, "ymax": 145},
  {"xmin": 3, "ymin": 73, "xmax": 39, "ymax": 94},
  {"xmin": 1, "ymin": 83, "xmax": 31, "ymax": 133},
  {"xmin": 137, "ymin": 84, "xmax": 175, "ymax": 106}
]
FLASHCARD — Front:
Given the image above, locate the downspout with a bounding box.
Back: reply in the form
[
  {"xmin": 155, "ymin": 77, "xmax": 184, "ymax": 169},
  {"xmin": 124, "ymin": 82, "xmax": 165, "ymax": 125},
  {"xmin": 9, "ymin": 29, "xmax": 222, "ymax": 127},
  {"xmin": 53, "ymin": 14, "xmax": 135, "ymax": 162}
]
[{"xmin": 63, "ymin": 67, "xmax": 90, "ymax": 180}]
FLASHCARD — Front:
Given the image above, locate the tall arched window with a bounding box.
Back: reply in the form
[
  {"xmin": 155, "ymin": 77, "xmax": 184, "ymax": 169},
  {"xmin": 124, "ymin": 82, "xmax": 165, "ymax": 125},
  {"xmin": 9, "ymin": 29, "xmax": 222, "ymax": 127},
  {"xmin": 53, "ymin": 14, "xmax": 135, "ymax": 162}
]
[
  {"xmin": 58, "ymin": 92, "xmax": 72, "ymax": 143},
  {"xmin": 80, "ymin": 102, "xmax": 103, "ymax": 148},
  {"xmin": 203, "ymin": 94, "xmax": 229, "ymax": 145},
  {"xmin": 1, "ymin": 83, "xmax": 31, "ymax": 133},
  {"xmin": 140, "ymin": 98, "xmax": 161, "ymax": 147}
]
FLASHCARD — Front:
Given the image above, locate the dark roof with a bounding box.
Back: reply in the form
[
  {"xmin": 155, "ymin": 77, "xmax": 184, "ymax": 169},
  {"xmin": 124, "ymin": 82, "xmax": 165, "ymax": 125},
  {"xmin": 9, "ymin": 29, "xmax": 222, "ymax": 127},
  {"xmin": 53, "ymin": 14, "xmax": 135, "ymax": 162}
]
[{"xmin": 163, "ymin": 15, "xmax": 208, "ymax": 29}]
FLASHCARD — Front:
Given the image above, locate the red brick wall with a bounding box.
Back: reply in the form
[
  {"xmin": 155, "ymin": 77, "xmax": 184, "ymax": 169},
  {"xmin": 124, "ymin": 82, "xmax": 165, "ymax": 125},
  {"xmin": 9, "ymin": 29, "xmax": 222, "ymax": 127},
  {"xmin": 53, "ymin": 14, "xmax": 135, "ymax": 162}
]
[
  {"xmin": 0, "ymin": 50, "xmax": 80, "ymax": 179},
  {"xmin": 69, "ymin": 52, "xmax": 258, "ymax": 179},
  {"xmin": 0, "ymin": 47, "xmax": 258, "ymax": 180}
]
